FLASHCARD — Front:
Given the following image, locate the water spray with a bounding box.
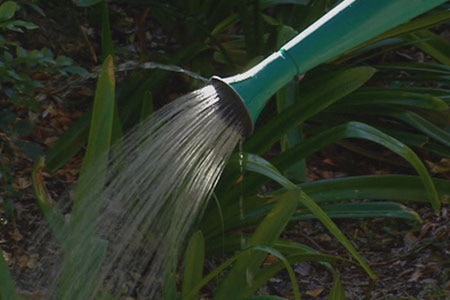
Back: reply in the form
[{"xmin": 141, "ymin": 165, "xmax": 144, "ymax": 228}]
[
  {"xmin": 18, "ymin": 1, "xmax": 447, "ymax": 298},
  {"xmin": 212, "ymin": 0, "xmax": 446, "ymax": 137}
]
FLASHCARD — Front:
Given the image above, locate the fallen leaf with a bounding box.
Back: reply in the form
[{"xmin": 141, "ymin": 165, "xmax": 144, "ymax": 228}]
[
  {"xmin": 306, "ymin": 288, "xmax": 325, "ymax": 297},
  {"xmin": 408, "ymin": 269, "xmax": 422, "ymax": 282},
  {"xmin": 10, "ymin": 228, "xmax": 24, "ymax": 241},
  {"xmin": 13, "ymin": 177, "xmax": 32, "ymax": 190}
]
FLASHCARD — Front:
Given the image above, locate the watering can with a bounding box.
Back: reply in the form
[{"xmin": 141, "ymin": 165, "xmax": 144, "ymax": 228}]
[{"xmin": 212, "ymin": 0, "xmax": 447, "ymax": 136}]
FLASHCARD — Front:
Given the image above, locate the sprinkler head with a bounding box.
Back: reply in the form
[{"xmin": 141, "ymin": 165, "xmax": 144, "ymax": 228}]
[{"xmin": 211, "ymin": 77, "xmax": 254, "ymax": 137}]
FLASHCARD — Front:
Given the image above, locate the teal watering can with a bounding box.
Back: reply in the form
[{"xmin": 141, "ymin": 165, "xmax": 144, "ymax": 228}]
[{"xmin": 212, "ymin": 0, "xmax": 447, "ymax": 136}]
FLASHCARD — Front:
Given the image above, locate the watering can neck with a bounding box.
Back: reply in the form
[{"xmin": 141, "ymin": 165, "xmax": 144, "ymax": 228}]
[{"xmin": 214, "ymin": 0, "xmax": 446, "ymax": 135}]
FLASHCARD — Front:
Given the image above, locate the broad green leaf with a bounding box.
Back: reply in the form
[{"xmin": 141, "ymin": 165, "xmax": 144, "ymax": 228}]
[
  {"xmin": 0, "ymin": 1, "xmax": 17, "ymax": 22},
  {"xmin": 0, "ymin": 247, "xmax": 19, "ymax": 300},
  {"xmin": 182, "ymin": 231, "xmax": 205, "ymax": 300},
  {"xmin": 245, "ymin": 67, "xmax": 376, "ymax": 154}
]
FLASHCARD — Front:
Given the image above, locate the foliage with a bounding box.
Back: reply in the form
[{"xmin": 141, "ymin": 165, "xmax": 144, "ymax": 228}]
[
  {"xmin": 0, "ymin": 1, "xmax": 87, "ymax": 108},
  {"xmin": 42, "ymin": 0, "xmax": 450, "ymax": 299},
  {"xmin": 1, "ymin": 0, "xmax": 450, "ymax": 299},
  {"xmin": 0, "ymin": 1, "xmax": 89, "ymax": 221}
]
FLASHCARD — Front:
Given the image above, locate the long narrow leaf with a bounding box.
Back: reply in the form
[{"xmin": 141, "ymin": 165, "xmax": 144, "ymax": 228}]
[
  {"xmin": 393, "ymin": 111, "xmax": 450, "ymax": 147},
  {"xmin": 32, "ymin": 157, "xmax": 65, "ymax": 239},
  {"xmin": 299, "ymin": 175, "xmax": 450, "ymax": 204},
  {"xmin": 214, "ymin": 190, "xmax": 300, "ymax": 300},
  {"xmin": 182, "ymin": 231, "xmax": 205, "ymax": 300},
  {"xmin": 338, "ymin": 88, "xmax": 448, "ymax": 111},
  {"xmin": 272, "ymin": 122, "xmax": 441, "ymax": 211},
  {"xmin": 243, "ymin": 155, "xmax": 376, "ymax": 279},
  {"xmin": 245, "ymin": 67, "xmax": 376, "ymax": 154},
  {"xmin": 0, "ymin": 247, "xmax": 19, "ymax": 300},
  {"xmin": 407, "ymin": 30, "xmax": 450, "ymax": 65},
  {"xmin": 75, "ymin": 55, "xmax": 115, "ymax": 204},
  {"xmin": 294, "ymin": 202, "xmax": 421, "ymax": 222}
]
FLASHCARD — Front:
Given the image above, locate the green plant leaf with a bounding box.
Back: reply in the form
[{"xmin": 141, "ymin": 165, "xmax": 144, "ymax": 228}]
[
  {"xmin": 245, "ymin": 67, "xmax": 376, "ymax": 154},
  {"xmin": 272, "ymin": 122, "xmax": 441, "ymax": 212},
  {"xmin": 214, "ymin": 190, "xmax": 300, "ymax": 300},
  {"xmin": 328, "ymin": 271, "xmax": 346, "ymax": 300},
  {"xmin": 0, "ymin": 1, "xmax": 17, "ymax": 22},
  {"xmin": 392, "ymin": 111, "xmax": 450, "ymax": 147},
  {"xmin": 76, "ymin": 0, "xmax": 104, "ymax": 7},
  {"xmin": 101, "ymin": 1, "xmax": 114, "ymax": 59},
  {"xmin": 242, "ymin": 296, "xmax": 287, "ymax": 300},
  {"xmin": 298, "ymin": 175, "xmax": 450, "ymax": 204},
  {"xmin": 32, "ymin": 157, "xmax": 66, "ymax": 240},
  {"xmin": 357, "ymin": 10, "xmax": 450, "ymax": 50},
  {"xmin": 294, "ymin": 202, "xmax": 421, "ymax": 222},
  {"xmin": 407, "ymin": 30, "xmax": 450, "ymax": 65},
  {"xmin": 45, "ymin": 112, "xmax": 91, "ymax": 172},
  {"xmin": 0, "ymin": 246, "xmax": 19, "ymax": 300},
  {"xmin": 75, "ymin": 55, "xmax": 115, "ymax": 203},
  {"xmin": 242, "ymin": 154, "xmax": 376, "ymax": 279},
  {"xmin": 182, "ymin": 231, "xmax": 205, "ymax": 300},
  {"xmin": 337, "ymin": 88, "xmax": 448, "ymax": 111}
]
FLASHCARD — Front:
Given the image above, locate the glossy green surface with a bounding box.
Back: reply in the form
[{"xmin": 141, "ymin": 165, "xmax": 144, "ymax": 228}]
[{"xmin": 222, "ymin": 0, "xmax": 447, "ymax": 127}]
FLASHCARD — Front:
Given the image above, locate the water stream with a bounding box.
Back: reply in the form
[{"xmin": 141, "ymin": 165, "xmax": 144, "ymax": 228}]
[{"xmin": 17, "ymin": 81, "xmax": 245, "ymax": 299}]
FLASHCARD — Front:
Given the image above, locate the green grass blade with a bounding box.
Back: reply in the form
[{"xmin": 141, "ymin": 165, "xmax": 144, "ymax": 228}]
[
  {"xmin": 338, "ymin": 88, "xmax": 449, "ymax": 111},
  {"xmin": 57, "ymin": 56, "xmax": 115, "ymax": 300},
  {"xmin": 393, "ymin": 111, "xmax": 450, "ymax": 147},
  {"xmin": 328, "ymin": 271, "xmax": 346, "ymax": 300},
  {"xmin": 101, "ymin": 1, "xmax": 114, "ymax": 59},
  {"xmin": 245, "ymin": 246, "xmax": 301, "ymax": 300},
  {"xmin": 294, "ymin": 202, "xmax": 421, "ymax": 222},
  {"xmin": 242, "ymin": 296, "xmax": 287, "ymax": 300},
  {"xmin": 357, "ymin": 10, "xmax": 450, "ymax": 49},
  {"xmin": 245, "ymin": 67, "xmax": 376, "ymax": 154},
  {"xmin": 298, "ymin": 190, "xmax": 376, "ymax": 280},
  {"xmin": 182, "ymin": 231, "xmax": 205, "ymax": 300},
  {"xmin": 45, "ymin": 112, "xmax": 91, "ymax": 172},
  {"xmin": 277, "ymin": 80, "xmax": 306, "ymax": 182},
  {"xmin": 407, "ymin": 30, "xmax": 450, "ymax": 65},
  {"xmin": 243, "ymin": 156, "xmax": 376, "ymax": 279},
  {"xmin": 214, "ymin": 190, "xmax": 300, "ymax": 300},
  {"xmin": 272, "ymin": 122, "xmax": 441, "ymax": 212},
  {"xmin": 0, "ymin": 247, "xmax": 19, "ymax": 300},
  {"xmin": 298, "ymin": 175, "xmax": 450, "ymax": 204},
  {"xmin": 75, "ymin": 55, "xmax": 115, "ymax": 203},
  {"xmin": 32, "ymin": 157, "xmax": 66, "ymax": 239}
]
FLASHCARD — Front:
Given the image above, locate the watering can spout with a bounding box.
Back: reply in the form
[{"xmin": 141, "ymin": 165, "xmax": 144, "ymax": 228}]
[{"xmin": 213, "ymin": 0, "xmax": 446, "ymax": 136}]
